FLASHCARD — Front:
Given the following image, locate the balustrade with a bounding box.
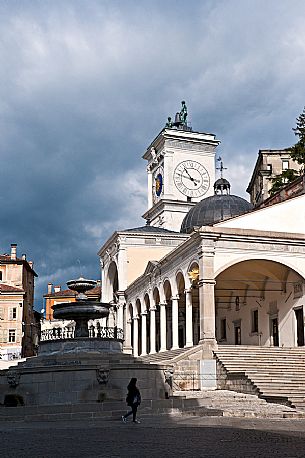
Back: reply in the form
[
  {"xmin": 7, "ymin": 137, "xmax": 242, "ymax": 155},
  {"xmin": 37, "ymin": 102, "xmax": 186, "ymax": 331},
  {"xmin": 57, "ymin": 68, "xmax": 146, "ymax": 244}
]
[{"xmin": 40, "ymin": 325, "xmax": 123, "ymax": 341}]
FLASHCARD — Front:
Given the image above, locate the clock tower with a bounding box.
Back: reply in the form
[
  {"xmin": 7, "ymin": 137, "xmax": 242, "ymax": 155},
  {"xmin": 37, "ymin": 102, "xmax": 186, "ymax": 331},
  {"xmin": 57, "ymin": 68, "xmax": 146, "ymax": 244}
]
[{"xmin": 142, "ymin": 103, "xmax": 220, "ymax": 232}]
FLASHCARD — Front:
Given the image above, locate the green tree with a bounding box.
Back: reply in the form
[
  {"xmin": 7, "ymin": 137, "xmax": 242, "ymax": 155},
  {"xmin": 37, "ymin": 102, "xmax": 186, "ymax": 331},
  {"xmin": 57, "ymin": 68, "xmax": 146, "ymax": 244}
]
[
  {"xmin": 289, "ymin": 106, "xmax": 305, "ymax": 169},
  {"xmin": 269, "ymin": 168, "xmax": 299, "ymax": 196}
]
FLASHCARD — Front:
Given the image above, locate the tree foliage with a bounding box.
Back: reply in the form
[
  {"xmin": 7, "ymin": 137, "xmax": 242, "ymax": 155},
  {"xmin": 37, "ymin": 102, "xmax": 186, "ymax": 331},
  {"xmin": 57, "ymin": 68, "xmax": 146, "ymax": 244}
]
[
  {"xmin": 268, "ymin": 108, "xmax": 305, "ymax": 196},
  {"xmin": 269, "ymin": 168, "xmax": 299, "ymax": 196},
  {"xmin": 289, "ymin": 106, "xmax": 305, "ymax": 168}
]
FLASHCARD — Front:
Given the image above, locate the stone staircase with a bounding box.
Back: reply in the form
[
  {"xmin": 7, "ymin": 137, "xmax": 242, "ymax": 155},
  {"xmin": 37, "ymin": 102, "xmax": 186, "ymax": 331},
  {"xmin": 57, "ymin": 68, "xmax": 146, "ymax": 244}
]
[
  {"xmin": 1, "ymin": 389, "xmax": 302, "ymax": 422},
  {"xmin": 139, "ymin": 347, "xmax": 191, "ymax": 363},
  {"xmin": 214, "ymin": 346, "xmax": 305, "ymax": 409}
]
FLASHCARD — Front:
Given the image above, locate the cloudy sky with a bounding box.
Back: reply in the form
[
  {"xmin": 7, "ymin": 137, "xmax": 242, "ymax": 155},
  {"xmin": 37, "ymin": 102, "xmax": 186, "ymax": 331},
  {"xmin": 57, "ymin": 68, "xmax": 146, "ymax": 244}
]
[{"xmin": 1, "ymin": 0, "xmax": 305, "ymax": 309}]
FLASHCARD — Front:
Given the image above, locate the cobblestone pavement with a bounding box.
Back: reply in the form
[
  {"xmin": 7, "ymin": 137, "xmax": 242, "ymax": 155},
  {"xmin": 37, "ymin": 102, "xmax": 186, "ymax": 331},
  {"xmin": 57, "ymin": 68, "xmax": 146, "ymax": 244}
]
[{"xmin": 2, "ymin": 414, "xmax": 305, "ymax": 458}]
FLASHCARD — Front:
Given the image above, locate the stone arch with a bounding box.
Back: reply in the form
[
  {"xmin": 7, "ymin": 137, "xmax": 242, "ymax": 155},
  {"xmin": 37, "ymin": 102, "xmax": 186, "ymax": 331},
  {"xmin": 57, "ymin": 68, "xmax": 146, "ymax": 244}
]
[
  {"xmin": 176, "ymin": 271, "xmax": 186, "ymax": 348},
  {"xmin": 133, "ymin": 299, "xmax": 141, "ymax": 356},
  {"xmin": 105, "ymin": 261, "xmax": 119, "ymax": 303},
  {"xmin": 215, "ymin": 255, "xmax": 305, "ymax": 280},
  {"xmin": 144, "ymin": 293, "xmax": 151, "ymax": 354},
  {"xmin": 163, "ymin": 279, "xmax": 173, "ymax": 350},
  {"xmin": 215, "ymin": 258, "xmax": 305, "ymax": 348},
  {"xmin": 153, "ymin": 287, "xmax": 161, "ymax": 352},
  {"xmin": 186, "ymin": 261, "xmax": 200, "ymax": 345}
]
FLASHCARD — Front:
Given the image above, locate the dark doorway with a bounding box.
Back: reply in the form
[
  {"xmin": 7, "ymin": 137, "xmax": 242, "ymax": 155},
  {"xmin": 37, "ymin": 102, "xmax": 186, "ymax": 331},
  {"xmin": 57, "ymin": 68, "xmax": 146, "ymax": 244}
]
[
  {"xmin": 271, "ymin": 318, "xmax": 279, "ymax": 347},
  {"xmin": 295, "ymin": 308, "xmax": 304, "ymax": 346},
  {"xmin": 178, "ymin": 327, "xmax": 184, "ymax": 348},
  {"xmin": 234, "ymin": 326, "xmax": 241, "ymax": 345}
]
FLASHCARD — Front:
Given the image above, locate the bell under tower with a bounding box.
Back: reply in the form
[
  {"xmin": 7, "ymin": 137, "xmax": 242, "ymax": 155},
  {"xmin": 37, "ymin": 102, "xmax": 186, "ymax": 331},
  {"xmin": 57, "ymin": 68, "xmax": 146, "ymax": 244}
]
[{"xmin": 142, "ymin": 102, "xmax": 220, "ymax": 232}]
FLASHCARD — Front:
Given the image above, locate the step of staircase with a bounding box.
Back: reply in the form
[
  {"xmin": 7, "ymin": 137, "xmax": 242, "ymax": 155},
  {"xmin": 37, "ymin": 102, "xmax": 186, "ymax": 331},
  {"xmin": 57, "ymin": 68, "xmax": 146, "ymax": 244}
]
[
  {"xmin": 139, "ymin": 347, "xmax": 190, "ymax": 363},
  {"xmin": 1, "ymin": 389, "xmax": 303, "ymax": 422},
  {"xmin": 214, "ymin": 346, "xmax": 305, "ymax": 409},
  {"xmin": 173, "ymin": 390, "xmax": 304, "ymax": 419}
]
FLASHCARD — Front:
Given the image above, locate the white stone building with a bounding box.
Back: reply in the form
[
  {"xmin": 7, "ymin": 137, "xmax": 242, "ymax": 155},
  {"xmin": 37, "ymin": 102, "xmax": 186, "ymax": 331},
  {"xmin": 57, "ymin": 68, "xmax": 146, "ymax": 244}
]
[{"xmin": 98, "ymin": 110, "xmax": 305, "ymax": 383}]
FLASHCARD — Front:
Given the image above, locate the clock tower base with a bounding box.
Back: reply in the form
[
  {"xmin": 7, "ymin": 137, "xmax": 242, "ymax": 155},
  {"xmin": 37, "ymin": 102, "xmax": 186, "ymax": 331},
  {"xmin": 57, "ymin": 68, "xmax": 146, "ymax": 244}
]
[{"xmin": 143, "ymin": 199, "xmax": 196, "ymax": 232}]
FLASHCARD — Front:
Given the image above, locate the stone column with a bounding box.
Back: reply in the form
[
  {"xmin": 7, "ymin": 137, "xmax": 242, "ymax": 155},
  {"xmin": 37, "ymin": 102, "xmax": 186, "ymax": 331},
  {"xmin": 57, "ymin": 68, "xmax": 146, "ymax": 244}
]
[
  {"xmin": 116, "ymin": 291, "xmax": 125, "ymax": 331},
  {"xmin": 132, "ymin": 315, "xmax": 139, "ymax": 357},
  {"xmin": 150, "ymin": 306, "xmax": 157, "ymax": 354},
  {"xmin": 198, "ymin": 245, "xmax": 217, "ymax": 356},
  {"xmin": 123, "ymin": 303, "xmax": 132, "ymax": 354},
  {"xmin": 185, "ymin": 288, "xmax": 193, "ymax": 347},
  {"xmin": 124, "ymin": 318, "xmax": 132, "ymax": 354},
  {"xmin": 159, "ymin": 303, "xmax": 167, "ymax": 352},
  {"xmin": 171, "ymin": 296, "xmax": 179, "ymax": 350},
  {"xmin": 141, "ymin": 311, "xmax": 147, "ymax": 356}
]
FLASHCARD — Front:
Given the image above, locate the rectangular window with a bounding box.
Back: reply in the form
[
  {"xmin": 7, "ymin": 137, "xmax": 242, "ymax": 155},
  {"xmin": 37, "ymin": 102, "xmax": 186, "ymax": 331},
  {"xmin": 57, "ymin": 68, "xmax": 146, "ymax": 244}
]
[
  {"xmin": 282, "ymin": 160, "xmax": 289, "ymax": 170},
  {"xmin": 8, "ymin": 329, "xmax": 16, "ymax": 343},
  {"xmin": 267, "ymin": 164, "xmax": 272, "ymax": 172},
  {"xmin": 0, "ymin": 307, "xmax": 4, "ymax": 320},
  {"xmin": 9, "ymin": 308, "xmax": 17, "ymax": 320},
  {"xmin": 251, "ymin": 310, "xmax": 259, "ymax": 333},
  {"xmin": 220, "ymin": 319, "xmax": 227, "ymax": 340}
]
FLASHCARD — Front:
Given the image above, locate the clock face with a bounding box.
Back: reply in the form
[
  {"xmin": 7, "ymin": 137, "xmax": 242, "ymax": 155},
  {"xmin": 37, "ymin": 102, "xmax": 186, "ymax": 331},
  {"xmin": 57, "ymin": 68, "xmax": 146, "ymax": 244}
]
[
  {"xmin": 155, "ymin": 173, "xmax": 163, "ymax": 196},
  {"xmin": 174, "ymin": 160, "xmax": 210, "ymax": 198},
  {"xmin": 153, "ymin": 167, "xmax": 164, "ymax": 202}
]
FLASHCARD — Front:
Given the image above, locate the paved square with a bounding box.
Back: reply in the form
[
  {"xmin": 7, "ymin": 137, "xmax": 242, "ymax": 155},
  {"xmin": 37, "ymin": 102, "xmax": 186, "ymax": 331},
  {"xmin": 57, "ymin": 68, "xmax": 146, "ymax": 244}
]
[{"xmin": 2, "ymin": 415, "xmax": 305, "ymax": 457}]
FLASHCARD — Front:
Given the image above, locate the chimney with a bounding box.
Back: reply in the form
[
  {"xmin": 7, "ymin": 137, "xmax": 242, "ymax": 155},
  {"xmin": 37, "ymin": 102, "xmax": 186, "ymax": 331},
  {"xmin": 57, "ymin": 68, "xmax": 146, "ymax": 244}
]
[
  {"xmin": 54, "ymin": 285, "xmax": 61, "ymax": 293},
  {"xmin": 10, "ymin": 243, "xmax": 17, "ymax": 260},
  {"xmin": 21, "ymin": 254, "xmax": 26, "ymax": 260},
  {"xmin": 47, "ymin": 283, "xmax": 53, "ymax": 294}
]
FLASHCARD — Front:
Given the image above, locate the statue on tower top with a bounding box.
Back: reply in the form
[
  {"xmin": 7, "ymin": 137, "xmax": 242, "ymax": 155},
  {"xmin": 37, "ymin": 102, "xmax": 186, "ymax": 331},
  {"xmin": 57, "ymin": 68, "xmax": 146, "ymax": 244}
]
[
  {"xmin": 165, "ymin": 101, "xmax": 192, "ymax": 131},
  {"xmin": 179, "ymin": 100, "xmax": 187, "ymax": 125}
]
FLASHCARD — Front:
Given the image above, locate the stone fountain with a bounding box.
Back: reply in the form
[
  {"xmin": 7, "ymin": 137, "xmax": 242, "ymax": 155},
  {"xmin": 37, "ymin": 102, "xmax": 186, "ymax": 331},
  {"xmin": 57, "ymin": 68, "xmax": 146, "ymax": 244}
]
[
  {"xmin": 53, "ymin": 277, "xmax": 109, "ymax": 338},
  {"xmin": 0, "ymin": 277, "xmax": 172, "ymax": 408},
  {"xmin": 40, "ymin": 277, "xmax": 123, "ymax": 355}
]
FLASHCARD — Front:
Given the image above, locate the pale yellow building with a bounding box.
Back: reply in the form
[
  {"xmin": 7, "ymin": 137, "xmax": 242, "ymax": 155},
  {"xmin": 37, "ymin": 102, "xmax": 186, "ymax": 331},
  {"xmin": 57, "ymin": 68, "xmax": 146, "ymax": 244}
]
[{"xmin": 0, "ymin": 244, "xmax": 38, "ymax": 359}]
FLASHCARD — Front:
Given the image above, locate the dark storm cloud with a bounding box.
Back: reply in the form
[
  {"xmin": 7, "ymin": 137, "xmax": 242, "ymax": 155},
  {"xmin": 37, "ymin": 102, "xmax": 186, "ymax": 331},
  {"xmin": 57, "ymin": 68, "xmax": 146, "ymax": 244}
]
[{"xmin": 1, "ymin": 0, "xmax": 305, "ymax": 308}]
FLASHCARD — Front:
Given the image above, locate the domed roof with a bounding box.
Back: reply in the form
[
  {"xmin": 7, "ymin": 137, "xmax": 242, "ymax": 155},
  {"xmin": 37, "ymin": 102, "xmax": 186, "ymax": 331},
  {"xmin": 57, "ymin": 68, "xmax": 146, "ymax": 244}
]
[
  {"xmin": 214, "ymin": 178, "xmax": 231, "ymax": 193},
  {"xmin": 180, "ymin": 194, "xmax": 253, "ymax": 234}
]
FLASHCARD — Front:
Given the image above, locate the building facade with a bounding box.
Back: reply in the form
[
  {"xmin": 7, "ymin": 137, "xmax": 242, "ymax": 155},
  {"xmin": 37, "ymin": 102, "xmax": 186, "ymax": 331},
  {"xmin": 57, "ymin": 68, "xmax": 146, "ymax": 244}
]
[
  {"xmin": 246, "ymin": 149, "xmax": 303, "ymax": 206},
  {"xmin": 98, "ymin": 111, "xmax": 305, "ymax": 374},
  {"xmin": 0, "ymin": 244, "xmax": 38, "ymax": 359}
]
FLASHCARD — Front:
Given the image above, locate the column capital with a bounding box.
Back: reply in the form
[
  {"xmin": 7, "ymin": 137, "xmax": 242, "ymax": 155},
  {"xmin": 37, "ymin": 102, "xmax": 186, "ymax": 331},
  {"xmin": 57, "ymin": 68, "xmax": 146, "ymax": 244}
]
[
  {"xmin": 132, "ymin": 315, "xmax": 140, "ymax": 321},
  {"xmin": 159, "ymin": 302, "xmax": 167, "ymax": 308},
  {"xmin": 171, "ymin": 295, "xmax": 179, "ymax": 301},
  {"xmin": 141, "ymin": 310, "xmax": 148, "ymax": 316},
  {"xmin": 184, "ymin": 288, "xmax": 192, "ymax": 295},
  {"xmin": 149, "ymin": 306, "xmax": 157, "ymax": 312}
]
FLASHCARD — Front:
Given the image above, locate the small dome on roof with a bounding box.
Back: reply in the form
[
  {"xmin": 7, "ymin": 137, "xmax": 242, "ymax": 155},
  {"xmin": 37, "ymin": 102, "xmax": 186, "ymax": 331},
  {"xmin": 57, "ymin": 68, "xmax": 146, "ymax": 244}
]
[
  {"xmin": 180, "ymin": 193, "xmax": 253, "ymax": 234},
  {"xmin": 214, "ymin": 178, "xmax": 231, "ymax": 194}
]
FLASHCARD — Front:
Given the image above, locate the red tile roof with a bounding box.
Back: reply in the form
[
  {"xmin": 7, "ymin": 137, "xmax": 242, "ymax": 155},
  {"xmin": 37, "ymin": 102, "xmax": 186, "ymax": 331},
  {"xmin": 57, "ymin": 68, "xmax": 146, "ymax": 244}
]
[
  {"xmin": 44, "ymin": 285, "xmax": 101, "ymax": 298},
  {"xmin": 0, "ymin": 283, "xmax": 24, "ymax": 293}
]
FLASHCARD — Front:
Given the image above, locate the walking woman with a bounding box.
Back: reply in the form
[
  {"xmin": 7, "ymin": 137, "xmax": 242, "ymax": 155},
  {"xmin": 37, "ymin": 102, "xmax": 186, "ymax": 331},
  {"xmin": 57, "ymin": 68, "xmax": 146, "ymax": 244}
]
[{"xmin": 122, "ymin": 377, "xmax": 141, "ymax": 424}]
